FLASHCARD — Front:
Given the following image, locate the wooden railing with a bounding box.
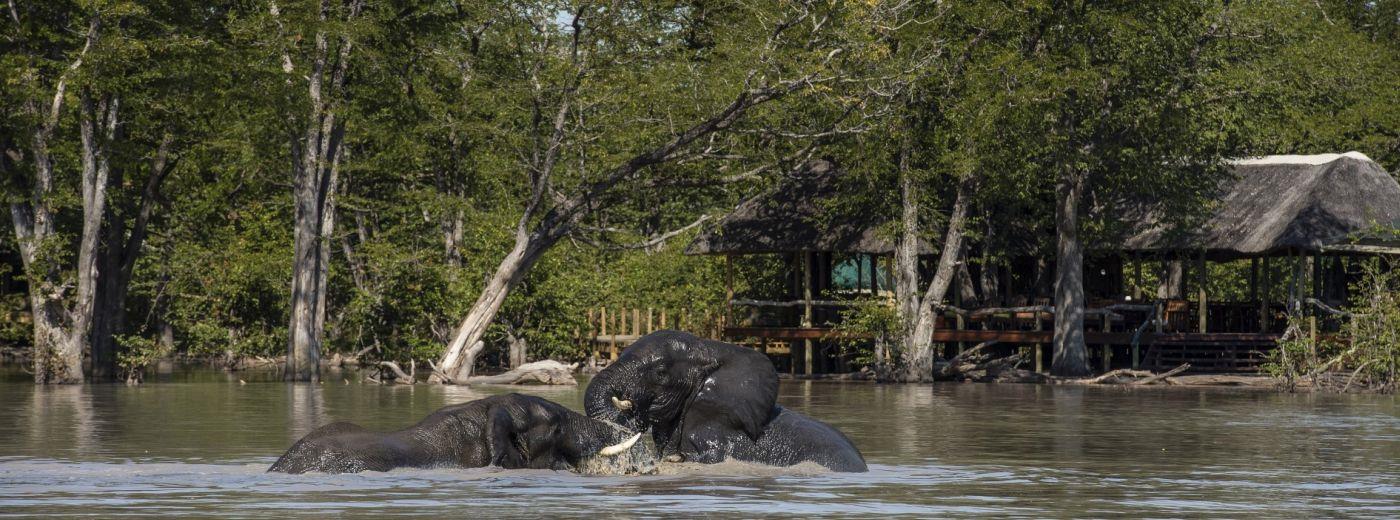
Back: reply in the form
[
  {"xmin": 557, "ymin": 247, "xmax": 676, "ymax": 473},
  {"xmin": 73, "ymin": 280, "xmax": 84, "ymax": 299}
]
[{"xmin": 577, "ymin": 306, "xmax": 726, "ymax": 360}]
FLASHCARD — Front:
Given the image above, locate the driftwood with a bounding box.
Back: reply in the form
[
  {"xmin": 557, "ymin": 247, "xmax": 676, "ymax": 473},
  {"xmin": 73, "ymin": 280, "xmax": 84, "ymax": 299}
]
[
  {"xmin": 1084, "ymin": 368, "xmax": 1156, "ymax": 384},
  {"xmin": 461, "ymin": 360, "xmax": 579, "ymax": 386},
  {"xmin": 932, "ymin": 341, "xmax": 998, "ymax": 380},
  {"xmin": 377, "ymin": 361, "xmax": 415, "ymax": 384},
  {"xmin": 1131, "ymin": 363, "xmax": 1190, "ymax": 385},
  {"xmin": 929, "ymin": 342, "xmax": 1046, "ymax": 383},
  {"xmin": 1079, "ymin": 363, "xmax": 1190, "ymax": 386}
]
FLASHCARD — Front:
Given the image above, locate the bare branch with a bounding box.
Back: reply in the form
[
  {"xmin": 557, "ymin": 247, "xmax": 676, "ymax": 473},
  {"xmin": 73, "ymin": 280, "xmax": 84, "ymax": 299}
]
[{"xmin": 575, "ymin": 215, "xmax": 711, "ymax": 251}]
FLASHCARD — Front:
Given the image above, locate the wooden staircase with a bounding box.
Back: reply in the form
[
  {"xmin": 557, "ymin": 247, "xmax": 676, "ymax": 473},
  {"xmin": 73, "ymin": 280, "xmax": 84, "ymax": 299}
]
[{"xmin": 1144, "ymin": 333, "xmax": 1279, "ymax": 373}]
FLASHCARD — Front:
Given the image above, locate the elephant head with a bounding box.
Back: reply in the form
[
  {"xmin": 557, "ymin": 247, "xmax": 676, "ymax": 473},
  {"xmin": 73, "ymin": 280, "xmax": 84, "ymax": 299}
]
[
  {"xmin": 490, "ymin": 393, "xmax": 655, "ymax": 475},
  {"xmin": 584, "ymin": 330, "xmax": 779, "ymax": 455}
]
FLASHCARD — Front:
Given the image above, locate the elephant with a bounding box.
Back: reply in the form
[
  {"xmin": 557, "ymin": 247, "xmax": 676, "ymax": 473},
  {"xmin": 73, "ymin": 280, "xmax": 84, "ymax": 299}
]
[
  {"xmin": 584, "ymin": 330, "xmax": 867, "ymax": 472},
  {"xmin": 268, "ymin": 393, "xmax": 655, "ymax": 475}
]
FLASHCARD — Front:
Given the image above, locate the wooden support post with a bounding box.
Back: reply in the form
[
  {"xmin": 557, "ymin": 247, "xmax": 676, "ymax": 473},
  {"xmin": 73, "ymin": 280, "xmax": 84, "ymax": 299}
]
[
  {"xmin": 660, "ymin": 309, "xmax": 667, "ymax": 330},
  {"xmin": 857, "ymin": 253, "xmax": 865, "ymax": 293},
  {"xmin": 1290, "ymin": 250, "xmax": 1302, "ymax": 314},
  {"xmin": 1102, "ymin": 312, "xmax": 1111, "ymax": 372},
  {"xmin": 1249, "ymin": 258, "xmax": 1259, "ymax": 301},
  {"xmin": 1261, "ymin": 257, "xmax": 1271, "ymax": 332},
  {"xmin": 953, "ymin": 266, "xmax": 965, "ymax": 355},
  {"xmin": 1311, "ymin": 251, "xmax": 1321, "ymax": 342},
  {"xmin": 587, "ymin": 308, "xmax": 596, "ymax": 358},
  {"xmin": 647, "ymin": 307, "xmax": 654, "ymax": 334},
  {"xmin": 802, "ymin": 251, "xmax": 814, "ymax": 376},
  {"xmin": 1133, "ymin": 255, "xmax": 1143, "ymax": 301},
  {"xmin": 1034, "ymin": 312, "xmax": 1044, "ymax": 373},
  {"xmin": 1197, "ymin": 251, "xmax": 1208, "ymax": 333},
  {"xmin": 632, "ymin": 308, "xmax": 641, "ymax": 340},
  {"xmin": 871, "ymin": 255, "xmax": 881, "ymax": 295},
  {"xmin": 602, "ymin": 307, "xmax": 614, "ymax": 360},
  {"xmin": 725, "ymin": 255, "xmax": 735, "ymax": 327}
]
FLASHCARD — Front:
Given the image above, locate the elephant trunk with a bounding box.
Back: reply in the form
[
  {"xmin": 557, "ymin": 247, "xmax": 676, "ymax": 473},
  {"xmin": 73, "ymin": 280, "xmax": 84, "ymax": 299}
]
[{"xmin": 583, "ymin": 365, "xmax": 634, "ymax": 430}]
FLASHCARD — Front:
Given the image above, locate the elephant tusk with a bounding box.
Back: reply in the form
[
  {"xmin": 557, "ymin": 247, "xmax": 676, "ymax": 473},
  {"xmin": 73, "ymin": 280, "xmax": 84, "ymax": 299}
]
[
  {"xmin": 598, "ymin": 433, "xmax": 642, "ymax": 457},
  {"xmin": 611, "ymin": 396, "xmax": 633, "ymax": 411}
]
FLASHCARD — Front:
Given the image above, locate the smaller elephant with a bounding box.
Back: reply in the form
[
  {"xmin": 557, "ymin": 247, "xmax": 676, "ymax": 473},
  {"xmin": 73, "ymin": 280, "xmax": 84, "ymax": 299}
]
[{"xmin": 268, "ymin": 393, "xmax": 654, "ymax": 475}]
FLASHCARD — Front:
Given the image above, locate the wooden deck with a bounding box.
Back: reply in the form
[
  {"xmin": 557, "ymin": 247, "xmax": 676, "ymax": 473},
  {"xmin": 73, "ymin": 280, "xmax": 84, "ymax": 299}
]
[{"xmin": 722, "ymin": 326, "xmax": 1284, "ymax": 374}]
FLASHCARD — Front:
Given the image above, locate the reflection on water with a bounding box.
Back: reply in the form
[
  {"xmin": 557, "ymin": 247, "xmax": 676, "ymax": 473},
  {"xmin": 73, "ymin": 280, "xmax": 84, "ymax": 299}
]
[{"xmin": 0, "ymin": 367, "xmax": 1396, "ymax": 517}]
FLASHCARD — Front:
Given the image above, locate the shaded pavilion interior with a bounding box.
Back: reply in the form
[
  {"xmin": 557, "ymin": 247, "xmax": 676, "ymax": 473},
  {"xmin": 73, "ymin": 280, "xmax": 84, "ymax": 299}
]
[{"xmin": 687, "ymin": 153, "xmax": 1400, "ymax": 375}]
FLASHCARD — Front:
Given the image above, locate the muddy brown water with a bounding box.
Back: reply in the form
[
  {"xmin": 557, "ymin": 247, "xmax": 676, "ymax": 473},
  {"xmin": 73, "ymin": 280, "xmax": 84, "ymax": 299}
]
[{"xmin": 0, "ymin": 367, "xmax": 1396, "ymax": 517}]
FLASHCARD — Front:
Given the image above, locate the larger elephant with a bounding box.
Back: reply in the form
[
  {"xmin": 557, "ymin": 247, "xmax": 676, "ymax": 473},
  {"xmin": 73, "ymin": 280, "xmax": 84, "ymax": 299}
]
[
  {"xmin": 269, "ymin": 393, "xmax": 654, "ymax": 475},
  {"xmin": 584, "ymin": 330, "xmax": 867, "ymax": 472}
]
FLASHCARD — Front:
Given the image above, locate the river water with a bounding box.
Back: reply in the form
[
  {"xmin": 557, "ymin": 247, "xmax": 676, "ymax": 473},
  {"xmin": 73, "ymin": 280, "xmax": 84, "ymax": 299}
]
[{"xmin": 0, "ymin": 367, "xmax": 1396, "ymax": 517}]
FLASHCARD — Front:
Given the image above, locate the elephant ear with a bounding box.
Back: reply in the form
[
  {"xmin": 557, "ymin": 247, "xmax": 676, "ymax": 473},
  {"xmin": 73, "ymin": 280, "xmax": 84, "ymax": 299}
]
[
  {"xmin": 485, "ymin": 404, "xmax": 528, "ymax": 468},
  {"xmin": 686, "ymin": 347, "xmax": 779, "ymax": 441}
]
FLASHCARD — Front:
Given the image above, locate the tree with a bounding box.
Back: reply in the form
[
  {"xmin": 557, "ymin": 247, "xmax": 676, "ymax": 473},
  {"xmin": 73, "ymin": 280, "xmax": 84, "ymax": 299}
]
[
  {"xmin": 2, "ymin": 0, "xmax": 201, "ymax": 382},
  {"xmin": 1002, "ymin": 1, "xmax": 1237, "ymax": 376},
  {"xmin": 243, "ymin": 0, "xmax": 366, "ymax": 381},
  {"xmin": 430, "ymin": 0, "xmax": 871, "ymax": 382}
]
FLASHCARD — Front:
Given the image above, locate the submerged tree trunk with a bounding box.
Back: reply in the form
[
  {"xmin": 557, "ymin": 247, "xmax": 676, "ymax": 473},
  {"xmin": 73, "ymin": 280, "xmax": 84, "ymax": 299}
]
[
  {"xmin": 894, "ymin": 140, "xmax": 971, "ymax": 382},
  {"xmin": 67, "ymin": 93, "xmax": 118, "ymax": 382},
  {"xmin": 12, "ymin": 119, "xmax": 75, "ymax": 383},
  {"xmin": 283, "ymin": 2, "xmax": 358, "ymax": 382},
  {"xmin": 1052, "ymin": 165, "xmax": 1090, "ymax": 377},
  {"xmin": 90, "ymin": 132, "xmax": 173, "ymax": 380},
  {"xmin": 8, "ymin": 19, "xmax": 99, "ymax": 384},
  {"xmin": 893, "ymin": 146, "xmax": 924, "ymax": 375}
]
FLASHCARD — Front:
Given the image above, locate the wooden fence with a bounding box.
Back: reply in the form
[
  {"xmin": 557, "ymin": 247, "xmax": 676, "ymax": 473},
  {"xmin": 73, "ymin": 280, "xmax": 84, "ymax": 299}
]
[{"xmin": 576, "ymin": 306, "xmax": 726, "ymax": 360}]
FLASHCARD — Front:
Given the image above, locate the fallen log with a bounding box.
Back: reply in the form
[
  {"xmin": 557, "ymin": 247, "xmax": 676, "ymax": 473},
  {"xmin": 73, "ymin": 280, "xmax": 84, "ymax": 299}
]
[
  {"xmin": 932, "ymin": 341, "xmax": 998, "ymax": 380},
  {"xmin": 1085, "ymin": 368, "xmax": 1155, "ymax": 385},
  {"xmin": 1074, "ymin": 363, "xmax": 1190, "ymax": 386},
  {"xmin": 461, "ymin": 360, "xmax": 579, "ymax": 386},
  {"xmin": 1132, "ymin": 363, "xmax": 1190, "ymax": 385},
  {"xmin": 377, "ymin": 361, "xmax": 415, "ymax": 384}
]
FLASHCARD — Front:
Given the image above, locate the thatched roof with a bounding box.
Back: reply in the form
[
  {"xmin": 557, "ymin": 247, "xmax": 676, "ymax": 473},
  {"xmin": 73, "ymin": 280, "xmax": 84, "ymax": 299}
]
[
  {"xmin": 686, "ymin": 160, "xmax": 931, "ymax": 255},
  {"xmin": 1121, "ymin": 152, "xmax": 1400, "ymax": 258}
]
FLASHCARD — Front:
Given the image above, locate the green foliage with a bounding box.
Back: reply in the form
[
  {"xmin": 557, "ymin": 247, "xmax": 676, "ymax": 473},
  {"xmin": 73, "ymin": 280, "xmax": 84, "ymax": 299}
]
[
  {"xmin": 1265, "ymin": 259, "xmax": 1400, "ymax": 393},
  {"xmin": 114, "ymin": 334, "xmax": 165, "ymax": 383},
  {"xmin": 831, "ymin": 299, "xmax": 901, "ymax": 367},
  {"xmin": 1342, "ymin": 260, "xmax": 1400, "ymax": 391}
]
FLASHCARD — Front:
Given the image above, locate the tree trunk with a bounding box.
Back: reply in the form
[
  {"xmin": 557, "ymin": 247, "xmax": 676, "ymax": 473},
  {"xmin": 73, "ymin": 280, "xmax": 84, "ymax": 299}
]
[
  {"xmin": 507, "ymin": 329, "xmax": 528, "ymax": 369},
  {"xmin": 90, "ymin": 238, "xmax": 126, "ymax": 381},
  {"xmin": 8, "ymin": 15, "xmax": 98, "ymax": 384},
  {"xmin": 283, "ymin": 6, "xmax": 355, "ymax": 382},
  {"xmin": 90, "ymin": 132, "xmax": 171, "ymax": 381},
  {"xmin": 1052, "ymin": 165, "xmax": 1090, "ymax": 377},
  {"xmin": 894, "ymin": 141, "xmax": 971, "ymax": 382},
  {"xmin": 11, "ymin": 130, "xmax": 74, "ymax": 383},
  {"xmin": 1157, "ymin": 260, "xmax": 1184, "ymax": 299},
  {"xmin": 893, "ymin": 142, "xmax": 925, "ymax": 377},
  {"xmin": 66, "ymin": 93, "xmax": 118, "ymax": 382},
  {"xmin": 444, "ymin": 208, "xmax": 464, "ymax": 268},
  {"xmin": 433, "ymin": 235, "xmax": 555, "ymax": 382}
]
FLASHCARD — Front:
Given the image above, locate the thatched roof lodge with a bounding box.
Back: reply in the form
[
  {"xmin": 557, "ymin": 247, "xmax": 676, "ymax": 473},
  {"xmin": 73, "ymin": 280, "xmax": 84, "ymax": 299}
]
[
  {"xmin": 685, "ymin": 151, "xmax": 1400, "ymax": 377},
  {"xmin": 1121, "ymin": 152, "xmax": 1400, "ymax": 259}
]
